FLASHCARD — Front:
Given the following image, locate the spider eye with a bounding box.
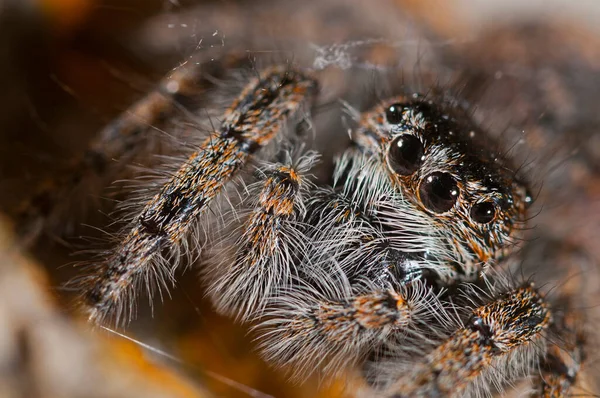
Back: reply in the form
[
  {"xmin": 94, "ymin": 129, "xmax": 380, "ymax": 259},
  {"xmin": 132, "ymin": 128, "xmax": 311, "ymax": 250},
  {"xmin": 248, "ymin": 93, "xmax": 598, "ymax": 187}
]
[
  {"xmin": 419, "ymin": 172, "xmax": 459, "ymax": 213},
  {"xmin": 387, "ymin": 135, "xmax": 424, "ymax": 175},
  {"xmin": 470, "ymin": 201, "xmax": 496, "ymax": 224},
  {"xmin": 385, "ymin": 103, "xmax": 404, "ymax": 124}
]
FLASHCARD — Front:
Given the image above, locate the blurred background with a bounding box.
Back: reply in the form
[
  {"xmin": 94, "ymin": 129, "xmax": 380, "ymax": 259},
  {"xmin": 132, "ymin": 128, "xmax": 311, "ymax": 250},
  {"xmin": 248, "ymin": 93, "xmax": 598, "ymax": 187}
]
[{"xmin": 0, "ymin": 0, "xmax": 598, "ymax": 397}]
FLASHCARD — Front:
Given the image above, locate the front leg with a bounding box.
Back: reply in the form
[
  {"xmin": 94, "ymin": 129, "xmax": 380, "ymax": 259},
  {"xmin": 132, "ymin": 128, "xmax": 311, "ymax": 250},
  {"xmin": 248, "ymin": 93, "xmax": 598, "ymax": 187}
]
[
  {"xmin": 257, "ymin": 279, "xmax": 439, "ymax": 380},
  {"xmin": 15, "ymin": 54, "xmax": 249, "ymax": 245},
  {"xmin": 383, "ymin": 283, "xmax": 551, "ymax": 398},
  {"xmin": 79, "ymin": 66, "xmax": 318, "ymax": 324},
  {"xmin": 205, "ymin": 149, "xmax": 318, "ymax": 321}
]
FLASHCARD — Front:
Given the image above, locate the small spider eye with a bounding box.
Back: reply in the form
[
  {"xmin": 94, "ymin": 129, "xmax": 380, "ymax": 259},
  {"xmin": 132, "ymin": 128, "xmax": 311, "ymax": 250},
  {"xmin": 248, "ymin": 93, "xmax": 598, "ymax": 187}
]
[
  {"xmin": 385, "ymin": 103, "xmax": 404, "ymax": 124},
  {"xmin": 387, "ymin": 135, "xmax": 424, "ymax": 175},
  {"xmin": 470, "ymin": 201, "xmax": 496, "ymax": 224},
  {"xmin": 419, "ymin": 172, "xmax": 459, "ymax": 213}
]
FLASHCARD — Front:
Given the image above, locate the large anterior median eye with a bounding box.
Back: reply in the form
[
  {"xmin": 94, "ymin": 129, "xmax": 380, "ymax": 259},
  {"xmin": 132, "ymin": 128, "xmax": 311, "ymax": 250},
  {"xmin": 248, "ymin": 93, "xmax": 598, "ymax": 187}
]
[
  {"xmin": 387, "ymin": 135, "xmax": 424, "ymax": 176},
  {"xmin": 419, "ymin": 172, "xmax": 459, "ymax": 213}
]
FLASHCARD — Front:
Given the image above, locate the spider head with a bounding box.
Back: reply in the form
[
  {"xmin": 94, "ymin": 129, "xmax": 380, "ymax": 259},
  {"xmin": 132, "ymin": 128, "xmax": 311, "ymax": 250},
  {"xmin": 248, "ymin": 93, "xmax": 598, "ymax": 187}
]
[{"xmin": 352, "ymin": 96, "xmax": 531, "ymax": 281}]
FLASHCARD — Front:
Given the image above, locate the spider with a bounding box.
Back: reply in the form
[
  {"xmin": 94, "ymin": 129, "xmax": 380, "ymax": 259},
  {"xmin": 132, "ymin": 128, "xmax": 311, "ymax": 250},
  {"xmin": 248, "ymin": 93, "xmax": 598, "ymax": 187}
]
[
  {"xmin": 12, "ymin": 52, "xmax": 591, "ymax": 396},
  {"xmin": 6, "ymin": 2, "xmax": 599, "ymax": 397}
]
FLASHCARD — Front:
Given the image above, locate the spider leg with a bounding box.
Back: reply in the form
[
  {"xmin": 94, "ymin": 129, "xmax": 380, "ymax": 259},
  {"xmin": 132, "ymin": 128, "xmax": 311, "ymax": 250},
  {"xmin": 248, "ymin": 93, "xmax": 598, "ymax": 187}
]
[
  {"xmin": 533, "ymin": 302, "xmax": 585, "ymax": 398},
  {"xmin": 257, "ymin": 281, "xmax": 435, "ymax": 380},
  {"xmin": 384, "ymin": 284, "xmax": 551, "ymax": 398},
  {"xmin": 205, "ymin": 148, "xmax": 318, "ymax": 320},
  {"xmin": 514, "ymin": 237, "xmax": 594, "ymax": 397},
  {"xmin": 15, "ymin": 54, "xmax": 247, "ymax": 245},
  {"xmin": 82, "ymin": 66, "xmax": 318, "ymax": 324}
]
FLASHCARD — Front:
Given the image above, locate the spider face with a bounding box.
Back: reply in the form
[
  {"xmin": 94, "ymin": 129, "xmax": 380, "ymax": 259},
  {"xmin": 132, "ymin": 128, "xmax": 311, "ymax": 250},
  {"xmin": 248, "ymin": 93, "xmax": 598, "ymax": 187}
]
[{"xmin": 353, "ymin": 96, "xmax": 530, "ymax": 282}]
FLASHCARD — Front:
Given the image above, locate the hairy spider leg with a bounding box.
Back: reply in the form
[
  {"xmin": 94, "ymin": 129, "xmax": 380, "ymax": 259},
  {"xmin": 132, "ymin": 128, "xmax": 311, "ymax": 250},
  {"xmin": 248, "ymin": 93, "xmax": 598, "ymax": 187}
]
[
  {"xmin": 259, "ymin": 284, "xmax": 431, "ymax": 380},
  {"xmin": 536, "ymin": 309, "xmax": 585, "ymax": 397},
  {"xmin": 83, "ymin": 66, "xmax": 318, "ymax": 324},
  {"xmin": 15, "ymin": 55, "xmax": 248, "ymax": 244},
  {"xmin": 387, "ymin": 285, "xmax": 550, "ymax": 397},
  {"xmin": 206, "ymin": 150, "xmax": 318, "ymax": 320}
]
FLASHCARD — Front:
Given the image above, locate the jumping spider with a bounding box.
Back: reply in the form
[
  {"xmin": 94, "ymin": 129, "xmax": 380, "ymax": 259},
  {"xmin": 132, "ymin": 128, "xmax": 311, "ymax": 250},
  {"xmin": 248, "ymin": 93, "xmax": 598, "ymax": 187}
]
[{"xmin": 13, "ymin": 49, "xmax": 590, "ymax": 397}]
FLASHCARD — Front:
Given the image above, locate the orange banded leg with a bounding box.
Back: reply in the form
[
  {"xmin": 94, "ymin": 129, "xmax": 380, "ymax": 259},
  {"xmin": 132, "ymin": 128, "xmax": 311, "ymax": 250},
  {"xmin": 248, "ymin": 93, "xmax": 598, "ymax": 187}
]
[
  {"xmin": 15, "ymin": 55, "xmax": 247, "ymax": 244},
  {"xmin": 388, "ymin": 284, "xmax": 551, "ymax": 397},
  {"xmin": 83, "ymin": 66, "xmax": 318, "ymax": 324},
  {"xmin": 259, "ymin": 286, "xmax": 427, "ymax": 379},
  {"xmin": 207, "ymin": 151, "xmax": 317, "ymax": 320}
]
